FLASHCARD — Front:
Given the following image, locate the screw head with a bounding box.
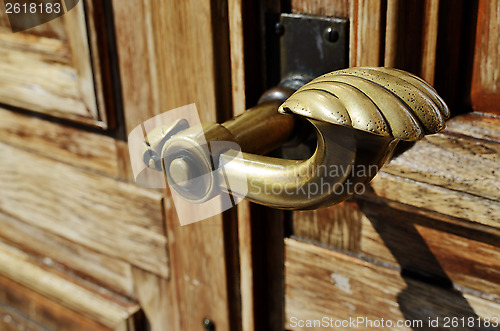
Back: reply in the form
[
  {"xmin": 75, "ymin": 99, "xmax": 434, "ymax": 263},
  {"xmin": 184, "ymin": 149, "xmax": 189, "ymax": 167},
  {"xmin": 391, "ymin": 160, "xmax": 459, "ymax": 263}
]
[
  {"xmin": 324, "ymin": 27, "xmax": 339, "ymax": 43},
  {"xmin": 274, "ymin": 22, "xmax": 284, "ymax": 36},
  {"xmin": 202, "ymin": 318, "xmax": 215, "ymax": 330},
  {"xmin": 168, "ymin": 157, "xmax": 192, "ymax": 187}
]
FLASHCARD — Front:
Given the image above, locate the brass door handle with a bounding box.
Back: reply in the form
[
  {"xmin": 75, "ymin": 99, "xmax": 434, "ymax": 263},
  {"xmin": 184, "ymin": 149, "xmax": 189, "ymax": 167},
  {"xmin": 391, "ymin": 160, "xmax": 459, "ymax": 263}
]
[{"xmin": 144, "ymin": 67, "xmax": 449, "ymax": 210}]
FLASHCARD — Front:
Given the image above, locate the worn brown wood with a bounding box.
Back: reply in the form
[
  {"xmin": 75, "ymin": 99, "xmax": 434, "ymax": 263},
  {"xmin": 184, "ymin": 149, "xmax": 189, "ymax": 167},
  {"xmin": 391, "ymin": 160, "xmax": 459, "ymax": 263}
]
[
  {"xmin": 384, "ymin": 0, "xmax": 440, "ymax": 84},
  {"xmin": 370, "ymin": 172, "xmax": 500, "ymax": 228},
  {"xmin": 381, "ymin": 133, "xmax": 500, "ymax": 202},
  {"xmin": 0, "ymin": 241, "xmax": 140, "ymax": 330},
  {"xmin": 0, "ymin": 1, "xmax": 108, "ymax": 127},
  {"xmin": 433, "ymin": 0, "xmax": 478, "ymax": 114},
  {"xmin": 444, "ymin": 112, "xmax": 500, "ymax": 142},
  {"xmin": 0, "ymin": 108, "xmax": 120, "ymax": 177},
  {"xmin": 471, "ymin": 0, "xmax": 500, "ymax": 115},
  {"xmin": 0, "ymin": 304, "xmax": 50, "ymax": 331},
  {"xmin": 291, "ymin": 0, "xmax": 350, "ymax": 17},
  {"xmin": 132, "ymin": 267, "xmax": 178, "ymax": 331},
  {"xmin": 0, "ymin": 141, "xmax": 168, "ymax": 277},
  {"xmin": 350, "ymin": 0, "xmax": 384, "ymax": 67},
  {"xmin": 294, "ymin": 203, "xmax": 361, "ymax": 252},
  {"xmin": 0, "ymin": 212, "xmax": 135, "ymax": 298},
  {"xmin": 285, "ymin": 238, "xmax": 500, "ymax": 330},
  {"xmin": 112, "ymin": 0, "xmax": 158, "ymax": 134},
  {"xmin": 114, "ymin": 0, "xmax": 238, "ymax": 330},
  {"xmin": 295, "ymin": 199, "xmax": 500, "ymax": 300},
  {"xmin": 0, "ymin": 274, "xmax": 109, "ymax": 331}
]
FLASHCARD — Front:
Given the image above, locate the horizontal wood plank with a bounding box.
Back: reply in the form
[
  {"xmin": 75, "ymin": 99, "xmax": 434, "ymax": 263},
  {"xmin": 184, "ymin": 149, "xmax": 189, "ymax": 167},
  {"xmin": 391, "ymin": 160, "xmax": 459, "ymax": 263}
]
[
  {"xmin": 0, "ymin": 304, "xmax": 49, "ymax": 331},
  {"xmin": 0, "ymin": 108, "xmax": 120, "ymax": 177},
  {"xmin": 0, "ymin": 141, "xmax": 169, "ymax": 277},
  {"xmin": 381, "ymin": 132, "xmax": 500, "ymax": 202},
  {"xmin": 0, "ymin": 211, "xmax": 135, "ymax": 298},
  {"xmin": 444, "ymin": 112, "xmax": 500, "ymax": 142},
  {"xmin": 293, "ymin": 199, "xmax": 500, "ymax": 301},
  {"xmin": 285, "ymin": 238, "xmax": 500, "ymax": 330},
  {"xmin": 0, "ymin": 275, "xmax": 109, "ymax": 331},
  {"xmin": 0, "ymin": 241, "xmax": 140, "ymax": 330},
  {"xmin": 370, "ymin": 172, "xmax": 500, "ymax": 227}
]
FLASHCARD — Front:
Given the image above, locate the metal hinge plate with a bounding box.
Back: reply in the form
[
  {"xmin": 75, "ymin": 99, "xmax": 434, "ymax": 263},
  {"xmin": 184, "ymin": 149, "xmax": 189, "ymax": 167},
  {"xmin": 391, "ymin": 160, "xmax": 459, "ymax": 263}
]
[{"xmin": 279, "ymin": 13, "xmax": 349, "ymax": 82}]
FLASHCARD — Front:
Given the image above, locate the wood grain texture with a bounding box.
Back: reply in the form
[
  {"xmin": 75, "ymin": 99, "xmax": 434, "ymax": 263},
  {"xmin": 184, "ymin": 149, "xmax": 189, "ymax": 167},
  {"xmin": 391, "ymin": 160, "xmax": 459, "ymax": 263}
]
[
  {"xmin": 471, "ymin": 0, "xmax": 500, "ymax": 114},
  {"xmin": 370, "ymin": 172, "xmax": 500, "ymax": 228},
  {"xmin": 384, "ymin": 0, "xmax": 440, "ymax": 84},
  {"xmin": 0, "ymin": 1, "xmax": 108, "ymax": 127},
  {"xmin": 0, "ymin": 241, "xmax": 140, "ymax": 330},
  {"xmin": 285, "ymin": 238, "xmax": 500, "ymax": 330},
  {"xmin": 444, "ymin": 112, "xmax": 500, "ymax": 142},
  {"xmin": 0, "ymin": 212, "xmax": 135, "ymax": 298},
  {"xmin": 293, "ymin": 199, "xmax": 500, "ymax": 301},
  {"xmin": 114, "ymin": 0, "xmax": 237, "ymax": 329},
  {"xmin": 0, "ymin": 275, "xmax": 109, "ymax": 331},
  {"xmin": 132, "ymin": 268, "xmax": 178, "ymax": 331},
  {"xmin": 350, "ymin": 0, "xmax": 384, "ymax": 67},
  {"xmin": 0, "ymin": 304, "xmax": 50, "ymax": 331},
  {"xmin": 0, "ymin": 141, "xmax": 169, "ymax": 277},
  {"xmin": 291, "ymin": 0, "xmax": 350, "ymax": 17},
  {"xmin": 112, "ymin": 0, "xmax": 158, "ymax": 134},
  {"xmin": 0, "ymin": 108, "xmax": 120, "ymax": 177},
  {"xmin": 381, "ymin": 133, "xmax": 500, "ymax": 202}
]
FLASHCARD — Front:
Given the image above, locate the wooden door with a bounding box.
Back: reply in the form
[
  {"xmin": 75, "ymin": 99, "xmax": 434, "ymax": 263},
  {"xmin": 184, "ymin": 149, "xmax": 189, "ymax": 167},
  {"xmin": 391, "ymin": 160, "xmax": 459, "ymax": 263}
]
[
  {"xmin": 0, "ymin": 1, "xmax": 239, "ymax": 330},
  {"xmin": 228, "ymin": 0, "xmax": 500, "ymax": 330}
]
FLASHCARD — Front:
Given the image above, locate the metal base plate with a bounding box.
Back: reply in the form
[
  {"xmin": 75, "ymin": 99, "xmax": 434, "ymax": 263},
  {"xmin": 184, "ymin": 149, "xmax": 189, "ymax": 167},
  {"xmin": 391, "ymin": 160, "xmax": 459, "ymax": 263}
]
[{"xmin": 280, "ymin": 13, "xmax": 349, "ymax": 82}]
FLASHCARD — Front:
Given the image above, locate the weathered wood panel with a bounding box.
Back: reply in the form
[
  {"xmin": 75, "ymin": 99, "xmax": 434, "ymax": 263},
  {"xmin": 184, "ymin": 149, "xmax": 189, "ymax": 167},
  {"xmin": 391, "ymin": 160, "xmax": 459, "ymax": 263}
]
[
  {"xmin": 350, "ymin": 0, "xmax": 384, "ymax": 67},
  {"xmin": 444, "ymin": 112, "xmax": 500, "ymax": 142},
  {"xmin": 471, "ymin": 0, "xmax": 500, "ymax": 115},
  {"xmin": 294, "ymin": 199, "xmax": 500, "ymax": 301},
  {"xmin": 285, "ymin": 238, "xmax": 500, "ymax": 330},
  {"xmin": 370, "ymin": 172, "xmax": 500, "ymax": 228},
  {"xmin": 384, "ymin": 0, "xmax": 440, "ymax": 84},
  {"xmin": 0, "ymin": 212, "xmax": 135, "ymax": 298},
  {"xmin": 291, "ymin": 0, "xmax": 350, "ymax": 17},
  {"xmin": 0, "ymin": 304, "xmax": 50, "ymax": 331},
  {"xmin": 0, "ymin": 241, "xmax": 140, "ymax": 330},
  {"xmin": 381, "ymin": 133, "xmax": 500, "ymax": 202},
  {"xmin": 0, "ymin": 1, "xmax": 108, "ymax": 127},
  {"xmin": 132, "ymin": 267, "xmax": 178, "ymax": 331},
  {"xmin": 0, "ymin": 108, "xmax": 120, "ymax": 177},
  {"xmin": 0, "ymin": 275, "xmax": 109, "ymax": 331},
  {"xmin": 0, "ymin": 141, "xmax": 168, "ymax": 277},
  {"xmin": 113, "ymin": 0, "xmax": 237, "ymax": 329}
]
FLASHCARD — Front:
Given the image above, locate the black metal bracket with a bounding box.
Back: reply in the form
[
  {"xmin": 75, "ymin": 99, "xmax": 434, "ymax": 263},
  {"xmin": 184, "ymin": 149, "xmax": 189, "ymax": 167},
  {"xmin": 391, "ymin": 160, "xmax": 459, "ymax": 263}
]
[{"xmin": 278, "ymin": 13, "xmax": 349, "ymax": 84}]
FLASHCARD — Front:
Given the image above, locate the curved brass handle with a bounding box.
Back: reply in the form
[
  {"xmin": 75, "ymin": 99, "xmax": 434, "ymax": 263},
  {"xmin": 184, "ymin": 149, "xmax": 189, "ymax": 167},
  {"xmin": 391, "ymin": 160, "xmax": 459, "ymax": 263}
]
[{"xmin": 148, "ymin": 67, "xmax": 449, "ymax": 210}]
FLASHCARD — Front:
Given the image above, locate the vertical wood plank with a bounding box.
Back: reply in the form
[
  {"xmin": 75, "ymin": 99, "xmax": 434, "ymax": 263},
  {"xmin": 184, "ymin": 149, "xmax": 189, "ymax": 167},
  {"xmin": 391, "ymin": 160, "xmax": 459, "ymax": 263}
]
[
  {"xmin": 132, "ymin": 268, "xmax": 178, "ymax": 331},
  {"xmin": 385, "ymin": 0, "xmax": 440, "ymax": 84},
  {"xmin": 420, "ymin": 0, "xmax": 440, "ymax": 84},
  {"xmin": 114, "ymin": 0, "xmax": 238, "ymax": 329},
  {"xmin": 112, "ymin": 0, "xmax": 159, "ymax": 134},
  {"xmin": 471, "ymin": 0, "xmax": 500, "ymax": 114},
  {"xmin": 350, "ymin": 0, "xmax": 384, "ymax": 67}
]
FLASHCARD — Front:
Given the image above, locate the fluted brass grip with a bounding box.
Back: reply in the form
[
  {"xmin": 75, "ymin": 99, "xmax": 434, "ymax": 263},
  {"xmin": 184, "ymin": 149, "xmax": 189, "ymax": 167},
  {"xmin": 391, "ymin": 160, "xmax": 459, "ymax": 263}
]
[{"xmin": 279, "ymin": 67, "xmax": 449, "ymax": 141}]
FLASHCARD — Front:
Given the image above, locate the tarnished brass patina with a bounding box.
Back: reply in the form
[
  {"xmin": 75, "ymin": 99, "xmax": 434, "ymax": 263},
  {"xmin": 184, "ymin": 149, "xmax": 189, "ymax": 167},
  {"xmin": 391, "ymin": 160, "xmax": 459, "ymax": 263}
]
[{"xmin": 144, "ymin": 67, "xmax": 449, "ymax": 209}]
